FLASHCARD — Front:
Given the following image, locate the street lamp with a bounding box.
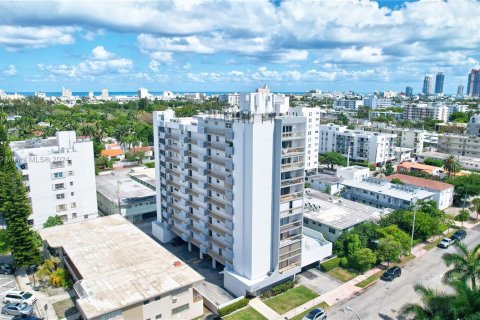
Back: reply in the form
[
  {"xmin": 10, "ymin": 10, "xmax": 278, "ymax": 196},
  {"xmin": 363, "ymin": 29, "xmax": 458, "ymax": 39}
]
[{"xmin": 345, "ymin": 306, "xmax": 361, "ymax": 320}]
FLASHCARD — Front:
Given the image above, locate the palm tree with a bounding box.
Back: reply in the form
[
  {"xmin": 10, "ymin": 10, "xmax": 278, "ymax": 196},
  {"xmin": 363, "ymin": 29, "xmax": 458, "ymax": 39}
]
[
  {"xmin": 444, "ymin": 155, "xmax": 460, "ymax": 178},
  {"xmin": 442, "ymin": 242, "xmax": 480, "ymax": 290},
  {"xmin": 470, "ymin": 198, "xmax": 480, "ymax": 221},
  {"xmin": 400, "ymin": 281, "xmax": 480, "ymax": 320}
]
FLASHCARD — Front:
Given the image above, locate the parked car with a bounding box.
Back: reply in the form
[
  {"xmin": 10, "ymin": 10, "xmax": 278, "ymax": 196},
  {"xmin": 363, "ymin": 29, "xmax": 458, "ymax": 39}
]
[
  {"xmin": 451, "ymin": 230, "xmax": 467, "ymax": 242},
  {"xmin": 302, "ymin": 308, "xmax": 327, "ymax": 320},
  {"xmin": 438, "ymin": 238, "xmax": 454, "ymax": 249},
  {"xmin": 381, "ymin": 266, "xmax": 402, "ymax": 281},
  {"xmin": 1, "ymin": 303, "xmax": 33, "ymax": 316},
  {"xmin": 3, "ymin": 290, "xmax": 37, "ymax": 305},
  {"xmin": 12, "ymin": 315, "xmax": 42, "ymax": 320},
  {"xmin": 0, "ymin": 263, "xmax": 14, "ymax": 274}
]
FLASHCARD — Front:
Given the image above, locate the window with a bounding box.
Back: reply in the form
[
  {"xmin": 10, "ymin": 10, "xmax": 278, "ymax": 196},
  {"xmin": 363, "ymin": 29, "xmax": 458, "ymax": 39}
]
[
  {"xmin": 71, "ymin": 202, "xmax": 76, "ymax": 208},
  {"xmin": 84, "ymin": 215, "xmax": 89, "ymax": 219},
  {"xmin": 54, "ymin": 183, "xmax": 65, "ymax": 190},
  {"xmin": 56, "ymin": 194, "xmax": 65, "ymax": 200},
  {"xmin": 68, "ymin": 171, "xmax": 74, "ymax": 176},
  {"xmin": 71, "ymin": 192, "xmax": 75, "ymax": 196},
  {"xmin": 67, "ymin": 160, "xmax": 72, "ymax": 165},
  {"xmin": 143, "ymin": 300, "xmax": 150, "ymax": 305},
  {"xmin": 52, "ymin": 172, "xmax": 64, "ymax": 179},
  {"xmin": 56, "ymin": 204, "xmax": 67, "ymax": 212},
  {"xmin": 70, "ymin": 181, "xmax": 74, "ymax": 186},
  {"xmin": 329, "ymin": 228, "xmax": 336, "ymax": 234},
  {"xmin": 72, "ymin": 213, "xmax": 77, "ymax": 219},
  {"xmin": 156, "ymin": 315, "xmax": 162, "ymax": 319},
  {"xmin": 172, "ymin": 304, "xmax": 189, "ymax": 315}
]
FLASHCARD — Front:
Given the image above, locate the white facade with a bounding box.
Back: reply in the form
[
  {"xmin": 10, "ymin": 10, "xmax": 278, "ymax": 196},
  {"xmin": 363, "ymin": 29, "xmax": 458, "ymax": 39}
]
[
  {"xmin": 240, "ymin": 85, "xmax": 289, "ymax": 114},
  {"xmin": 334, "ymin": 99, "xmax": 362, "ymax": 110},
  {"xmin": 11, "ymin": 131, "xmax": 98, "ymax": 229},
  {"xmin": 137, "ymin": 88, "xmax": 149, "ymax": 99},
  {"xmin": 363, "ymin": 96, "xmax": 392, "ymax": 109},
  {"xmin": 100, "ymin": 88, "xmax": 109, "ymax": 100},
  {"xmin": 219, "ymin": 93, "xmax": 241, "ymax": 107},
  {"xmin": 336, "ymin": 166, "xmax": 370, "ymax": 180},
  {"xmin": 152, "ymin": 110, "xmax": 330, "ymax": 297},
  {"xmin": 319, "ymin": 124, "xmax": 396, "ymax": 164},
  {"xmin": 364, "ymin": 126, "xmax": 425, "ymax": 154},
  {"xmin": 433, "ymin": 104, "xmax": 449, "ymax": 123},
  {"xmin": 287, "ymin": 106, "xmax": 320, "ymax": 172},
  {"xmin": 62, "ymin": 87, "xmax": 72, "ymax": 98}
]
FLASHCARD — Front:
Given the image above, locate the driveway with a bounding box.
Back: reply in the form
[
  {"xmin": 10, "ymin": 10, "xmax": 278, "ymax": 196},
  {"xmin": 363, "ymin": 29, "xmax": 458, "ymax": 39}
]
[
  {"xmin": 297, "ymin": 265, "xmax": 343, "ymax": 295},
  {"xmin": 327, "ymin": 225, "xmax": 480, "ymax": 320}
]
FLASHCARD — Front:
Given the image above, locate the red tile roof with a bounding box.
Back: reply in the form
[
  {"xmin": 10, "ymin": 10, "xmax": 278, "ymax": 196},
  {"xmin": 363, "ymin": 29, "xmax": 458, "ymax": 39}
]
[
  {"xmin": 100, "ymin": 149, "xmax": 124, "ymax": 157},
  {"xmin": 385, "ymin": 174, "xmax": 454, "ymax": 191}
]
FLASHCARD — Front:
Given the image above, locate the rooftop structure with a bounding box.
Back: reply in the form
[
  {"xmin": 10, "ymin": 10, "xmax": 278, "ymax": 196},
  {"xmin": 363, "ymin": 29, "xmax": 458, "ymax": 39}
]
[
  {"xmin": 40, "ymin": 215, "xmax": 204, "ymax": 320},
  {"xmin": 342, "ymin": 178, "xmax": 434, "ymax": 210},
  {"xmin": 96, "ymin": 167, "xmax": 156, "ymax": 224},
  {"xmin": 303, "ymin": 188, "xmax": 390, "ymax": 241},
  {"xmin": 384, "ymin": 174, "xmax": 454, "ymax": 209},
  {"xmin": 397, "ymin": 161, "xmax": 441, "ymax": 176}
]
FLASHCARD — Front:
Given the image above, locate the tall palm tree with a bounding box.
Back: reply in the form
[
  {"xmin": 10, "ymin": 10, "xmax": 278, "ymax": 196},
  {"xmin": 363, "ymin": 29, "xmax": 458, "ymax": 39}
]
[
  {"xmin": 444, "ymin": 155, "xmax": 460, "ymax": 178},
  {"xmin": 442, "ymin": 242, "xmax": 480, "ymax": 290},
  {"xmin": 470, "ymin": 198, "xmax": 480, "ymax": 221}
]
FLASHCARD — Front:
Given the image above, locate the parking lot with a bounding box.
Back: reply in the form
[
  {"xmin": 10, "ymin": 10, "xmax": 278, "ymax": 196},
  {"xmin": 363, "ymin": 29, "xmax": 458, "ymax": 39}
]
[{"xmin": 0, "ymin": 273, "xmax": 18, "ymax": 320}]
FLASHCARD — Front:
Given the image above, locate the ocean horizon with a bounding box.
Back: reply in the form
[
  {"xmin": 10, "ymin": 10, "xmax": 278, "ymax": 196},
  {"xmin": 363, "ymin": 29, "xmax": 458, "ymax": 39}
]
[{"xmin": 4, "ymin": 91, "xmax": 309, "ymax": 97}]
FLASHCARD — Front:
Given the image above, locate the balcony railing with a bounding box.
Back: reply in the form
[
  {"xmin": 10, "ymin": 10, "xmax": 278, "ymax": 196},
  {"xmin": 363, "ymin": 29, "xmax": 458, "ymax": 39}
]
[
  {"xmin": 207, "ymin": 196, "xmax": 227, "ymax": 209},
  {"xmin": 206, "ymin": 127, "xmax": 226, "ymax": 136},
  {"xmin": 206, "ymin": 156, "xmax": 225, "ymax": 166},
  {"xmin": 282, "ymin": 131, "xmax": 305, "ymax": 139},
  {"xmin": 281, "ymin": 162, "xmax": 304, "ymax": 172},
  {"xmin": 206, "ymin": 169, "xmax": 226, "ymax": 180},
  {"xmin": 280, "ymin": 191, "xmax": 304, "ymax": 203},
  {"xmin": 208, "ymin": 223, "xmax": 229, "ymax": 236},
  {"xmin": 207, "ymin": 209, "xmax": 231, "ymax": 222},
  {"xmin": 281, "ymin": 176, "xmax": 304, "ymax": 187},
  {"xmin": 207, "ymin": 183, "xmax": 225, "ymax": 195},
  {"xmin": 209, "ymin": 236, "xmax": 228, "ymax": 249},
  {"xmin": 281, "ymin": 147, "xmax": 304, "ymax": 156},
  {"xmin": 280, "ymin": 206, "xmax": 303, "ymax": 218},
  {"xmin": 206, "ymin": 141, "xmax": 226, "ymax": 151}
]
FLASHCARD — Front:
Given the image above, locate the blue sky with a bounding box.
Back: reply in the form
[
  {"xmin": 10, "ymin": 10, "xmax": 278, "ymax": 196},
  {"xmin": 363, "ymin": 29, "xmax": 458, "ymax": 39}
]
[{"xmin": 0, "ymin": 0, "xmax": 479, "ymax": 94}]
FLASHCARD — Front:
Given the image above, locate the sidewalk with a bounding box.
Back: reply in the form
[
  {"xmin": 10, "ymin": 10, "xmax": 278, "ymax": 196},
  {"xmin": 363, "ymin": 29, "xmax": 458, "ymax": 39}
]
[
  {"xmin": 249, "ymin": 297, "xmax": 280, "ymax": 319},
  {"xmin": 15, "ymin": 268, "xmax": 58, "ymax": 320}
]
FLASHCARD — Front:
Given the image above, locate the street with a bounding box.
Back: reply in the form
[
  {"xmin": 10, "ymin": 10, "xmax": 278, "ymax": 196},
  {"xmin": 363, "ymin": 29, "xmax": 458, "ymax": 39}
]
[{"xmin": 328, "ymin": 224, "xmax": 480, "ymax": 320}]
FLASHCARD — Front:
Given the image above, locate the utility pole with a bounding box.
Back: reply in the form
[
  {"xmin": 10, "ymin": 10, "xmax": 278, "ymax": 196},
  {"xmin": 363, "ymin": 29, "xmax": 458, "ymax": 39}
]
[{"xmin": 409, "ymin": 210, "xmax": 417, "ymax": 255}]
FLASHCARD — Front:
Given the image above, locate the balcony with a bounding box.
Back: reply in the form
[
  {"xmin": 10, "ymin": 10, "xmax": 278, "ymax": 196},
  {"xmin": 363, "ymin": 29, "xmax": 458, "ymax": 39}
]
[
  {"xmin": 185, "ymin": 163, "xmax": 198, "ymax": 172},
  {"xmin": 206, "ymin": 156, "xmax": 225, "ymax": 166},
  {"xmin": 225, "ymin": 131, "xmax": 234, "ymax": 141},
  {"xmin": 281, "ymin": 176, "xmax": 304, "ymax": 187},
  {"xmin": 165, "ymin": 155, "xmax": 180, "ymax": 166},
  {"xmin": 187, "ymin": 200, "xmax": 201, "ymax": 210},
  {"xmin": 281, "ymin": 162, "xmax": 304, "ymax": 172},
  {"xmin": 207, "ymin": 249, "xmax": 232, "ymax": 265},
  {"xmin": 207, "ymin": 183, "xmax": 225, "ymax": 195},
  {"xmin": 282, "ymin": 131, "xmax": 305, "ymax": 140},
  {"xmin": 280, "ymin": 191, "xmax": 304, "ymax": 203},
  {"xmin": 280, "ymin": 206, "xmax": 303, "ymax": 218},
  {"xmin": 167, "ymin": 179, "xmax": 182, "ymax": 189},
  {"xmin": 208, "ymin": 223, "xmax": 229, "ymax": 236},
  {"xmin": 168, "ymin": 192, "xmax": 182, "ymax": 201},
  {"xmin": 279, "ymin": 234, "xmax": 302, "ymax": 248},
  {"xmin": 281, "ymin": 147, "xmax": 304, "ymax": 157},
  {"xmin": 187, "ymin": 188, "xmax": 200, "ymax": 197},
  {"xmin": 206, "ymin": 141, "xmax": 226, "ymax": 151},
  {"xmin": 184, "ymin": 150, "xmax": 198, "ymax": 158},
  {"xmin": 165, "ymin": 145, "xmax": 180, "ymax": 153},
  {"xmin": 166, "ymin": 168, "xmax": 180, "ymax": 177},
  {"xmin": 207, "ymin": 196, "xmax": 226, "ymax": 209},
  {"xmin": 206, "ymin": 127, "xmax": 225, "ymax": 136},
  {"xmin": 209, "ymin": 236, "xmax": 228, "ymax": 250},
  {"xmin": 225, "ymin": 146, "xmax": 234, "ymax": 156},
  {"xmin": 170, "ymin": 202, "xmax": 184, "ymax": 213},
  {"xmin": 206, "ymin": 169, "xmax": 226, "ymax": 180},
  {"xmin": 280, "ymin": 220, "xmax": 302, "ymax": 233},
  {"xmin": 207, "ymin": 209, "xmax": 230, "ymax": 222}
]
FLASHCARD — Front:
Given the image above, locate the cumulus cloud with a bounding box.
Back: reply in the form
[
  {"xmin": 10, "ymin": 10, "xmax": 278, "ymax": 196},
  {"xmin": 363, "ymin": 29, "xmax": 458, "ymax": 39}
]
[
  {"xmin": 3, "ymin": 64, "xmax": 17, "ymax": 76},
  {"xmin": 0, "ymin": 26, "xmax": 76, "ymax": 51}
]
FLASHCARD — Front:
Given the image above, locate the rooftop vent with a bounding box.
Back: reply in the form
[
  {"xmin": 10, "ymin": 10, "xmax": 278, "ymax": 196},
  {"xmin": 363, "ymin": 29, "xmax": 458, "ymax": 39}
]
[{"xmin": 173, "ymin": 261, "xmax": 182, "ymax": 267}]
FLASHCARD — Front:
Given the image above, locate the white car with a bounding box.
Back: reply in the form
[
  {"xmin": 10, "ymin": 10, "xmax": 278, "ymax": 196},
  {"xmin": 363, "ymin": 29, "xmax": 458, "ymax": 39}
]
[
  {"xmin": 3, "ymin": 290, "xmax": 37, "ymax": 305},
  {"xmin": 438, "ymin": 238, "xmax": 453, "ymax": 249}
]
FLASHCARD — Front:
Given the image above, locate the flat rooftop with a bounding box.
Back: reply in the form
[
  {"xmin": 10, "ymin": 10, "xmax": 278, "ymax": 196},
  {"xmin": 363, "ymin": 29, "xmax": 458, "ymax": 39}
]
[
  {"xmin": 39, "ymin": 215, "xmax": 204, "ymax": 319},
  {"xmin": 419, "ymin": 151, "xmax": 480, "ymax": 164},
  {"xmin": 307, "ymin": 172, "xmax": 342, "ymax": 183},
  {"xmin": 96, "ymin": 167, "xmax": 156, "ymax": 204},
  {"xmin": 303, "ymin": 188, "xmax": 389, "ymax": 230},
  {"xmin": 342, "ymin": 178, "xmax": 434, "ymax": 201}
]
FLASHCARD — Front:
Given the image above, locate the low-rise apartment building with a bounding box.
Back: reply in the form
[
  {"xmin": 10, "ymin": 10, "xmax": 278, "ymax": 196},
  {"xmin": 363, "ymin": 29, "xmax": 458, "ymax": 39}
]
[
  {"xmin": 11, "ymin": 131, "xmax": 98, "ymax": 229},
  {"xmin": 342, "ymin": 178, "xmax": 434, "ymax": 210},
  {"xmin": 403, "ymin": 104, "xmax": 448, "ymax": 122},
  {"xmin": 437, "ymin": 134, "xmax": 480, "ymax": 158},
  {"xmin": 303, "ymin": 189, "xmax": 390, "ymax": 242},
  {"xmin": 39, "ymin": 215, "xmax": 204, "ymax": 320},
  {"xmin": 96, "ymin": 167, "xmax": 157, "ymax": 224},
  {"xmin": 363, "ymin": 125, "xmax": 425, "ymax": 154},
  {"xmin": 417, "ymin": 151, "xmax": 480, "ymax": 171},
  {"xmin": 384, "ymin": 174, "xmax": 453, "ymax": 209},
  {"xmin": 319, "ymin": 124, "xmax": 396, "ymax": 164},
  {"xmin": 152, "ymin": 110, "xmax": 330, "ymax": 297},
  {"xmin": 334, "ymin": 99, "xmax": 362, "ymax": 110}
]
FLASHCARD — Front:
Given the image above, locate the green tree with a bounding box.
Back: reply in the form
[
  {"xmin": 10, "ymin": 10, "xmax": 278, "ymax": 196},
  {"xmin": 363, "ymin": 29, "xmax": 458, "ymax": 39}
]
[
  {"xmin": 423, "ymin": 158, "xmax": 444, "ymax": 167},
  {"xmin": 319, "ymin": 152, "xmax": 347, "ymax": 170},
  {"xmin": 43, "ymin": 215, "xmax": 64, "ymax": 228},
  {"xmin": 384, "ymin": 162, "xmax": 394, "ymax": 176},
  {"xmin": 336, "ymin": 113, "xmax": 349, "ymax": 125},
  {"xmin": 442, "ymin": 242, "xmax": 480, "ymax": 290},
  {"xmin": 456, "ymin": 210, "xmax": 471, "ymax": 226},
  {"xmin": 377, "ymin": 238, "xmax": 402, "ymax": 265},
  {"xmin": 349, "ymin": 248, "xmax": 377, "ymax": 272},
  {"xmin": 450, "ymin": 111, "xmax": 470, "ymax": 123},
  {"xmin": 0, "ymin": 148, "xmax": 42, "ymax": 267},
  {"xmin": 378, "ymin": 225, "xmax": 411, "ymax": 254},
  {"xmin": 390, "ymin": 177, "xmax": 404, "ymax": 184},
  {"xmin": 444, "ymin": 155, "xmax": 461, "ymax": 178},
  {"xmin": 470, "ymin": 198, "xmax": 480, "ymax": 221},
  {"xmin": 447, "ymin": 174, "xmax": 480, "ymax": 206}
]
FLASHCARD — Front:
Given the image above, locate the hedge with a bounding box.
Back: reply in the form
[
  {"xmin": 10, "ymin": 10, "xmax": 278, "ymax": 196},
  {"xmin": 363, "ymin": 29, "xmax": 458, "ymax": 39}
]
[
  {"xmin": 320, "ymin": 257, "xmax": 341, "ymax": 272},
  {"xmin": 218, "ymin": 298, "xmax": 249, "ymax": 317},
  {"xmin": 260, "ymin": 280, "xmax": 296, "ymax": 299}
]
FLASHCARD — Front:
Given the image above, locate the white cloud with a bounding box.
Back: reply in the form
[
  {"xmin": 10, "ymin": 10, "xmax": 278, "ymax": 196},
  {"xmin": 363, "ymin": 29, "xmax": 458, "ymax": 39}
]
[
  {"xmin": 92, "ymin": 46, "xmax": 114, "ymax": 60},
  {"xmin": 149, "ymin": 60, "xmax": 160, "ymax": 72},
  {"xmin": 0, "ymin": 26, "xmax": 76, "ymax": 51},
  {"xmin": 3, "ymin": 64, "xmax": 17, "ymax": 76}
]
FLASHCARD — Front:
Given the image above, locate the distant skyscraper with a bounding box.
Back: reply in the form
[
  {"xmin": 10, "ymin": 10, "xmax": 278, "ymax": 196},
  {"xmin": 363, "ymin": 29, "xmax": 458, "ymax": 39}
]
[
  {"xmin": 457, "ymin": 83, "xmax": 464, "ymax": 97},
  {"xmin": 422, "ymin": 75, "xmax": 433, "ymax": 95},
  {"xmin": 435, "ymin": 72, "xmax": 445, "ymax": 94},
  {"xmin": 405, "ymin": 86, "xmax": 413, "ymax": 97},
  {"xmin": 467, "ymin": 69, "xmax": 480, "ymax": 97}
]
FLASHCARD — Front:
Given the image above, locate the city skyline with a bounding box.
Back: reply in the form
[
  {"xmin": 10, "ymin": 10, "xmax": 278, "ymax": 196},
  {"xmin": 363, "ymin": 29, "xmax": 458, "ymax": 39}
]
[{"xmin": 0, "ymin": 0, "xmax": 480, "ymax": 93}]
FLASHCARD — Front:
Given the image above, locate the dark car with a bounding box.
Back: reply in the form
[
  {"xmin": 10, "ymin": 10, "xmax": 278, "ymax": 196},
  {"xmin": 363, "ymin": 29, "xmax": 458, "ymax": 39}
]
[
  {"xmin": 381, "ymin": 266, "xmax": 402, "ymax": 281},
  {"xmin": 0, "ymin": 263, "xmax": 14, "ymax": 274},
  {"xmin": 1, "ymin": 303, "xmax": 33, "ymax": 316},
  {"xmin": 302, "ymin": 308, "xmax": 327, "ymax": 320},
  {"xmin": 451, "ymin": 229, "xmax": 467, "ymax": 242},
  {"xmin": 12, "ymin": 316, "xmax": 43, "ymax": 320}
]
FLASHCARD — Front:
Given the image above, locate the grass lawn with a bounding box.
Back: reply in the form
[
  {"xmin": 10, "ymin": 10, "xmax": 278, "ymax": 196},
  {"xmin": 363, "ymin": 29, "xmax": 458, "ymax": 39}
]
[
  {"xmin": 355, "ymin": 270, "xmax": 384, "ymax": 288},
  {"xmin": 327, "ymin": 267, "xmax": 359, "ymax": 282},
  {"xmin": 224, "ymin": 306, "xmax": 267, "ymax": 320},
  {"xmin": 423, "ymin": 230, "xmax": 456, "ymax": 251},
  {"xmin": 52, "ymin": 297, "xmax": 78, "ymax": 319},
  {"xmin": 290, "ymin": 302, "xmax": 330, "ymax": 320},
  {"xmin": 264, "ymin": 285, "xmax": 319, "ymax": 314}
]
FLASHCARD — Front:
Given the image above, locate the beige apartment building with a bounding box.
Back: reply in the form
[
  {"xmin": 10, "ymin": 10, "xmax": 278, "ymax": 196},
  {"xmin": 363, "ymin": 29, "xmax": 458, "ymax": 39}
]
[{"xmin": 437, "ymin": 134, "xmax": 480, "ymax": 158}]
